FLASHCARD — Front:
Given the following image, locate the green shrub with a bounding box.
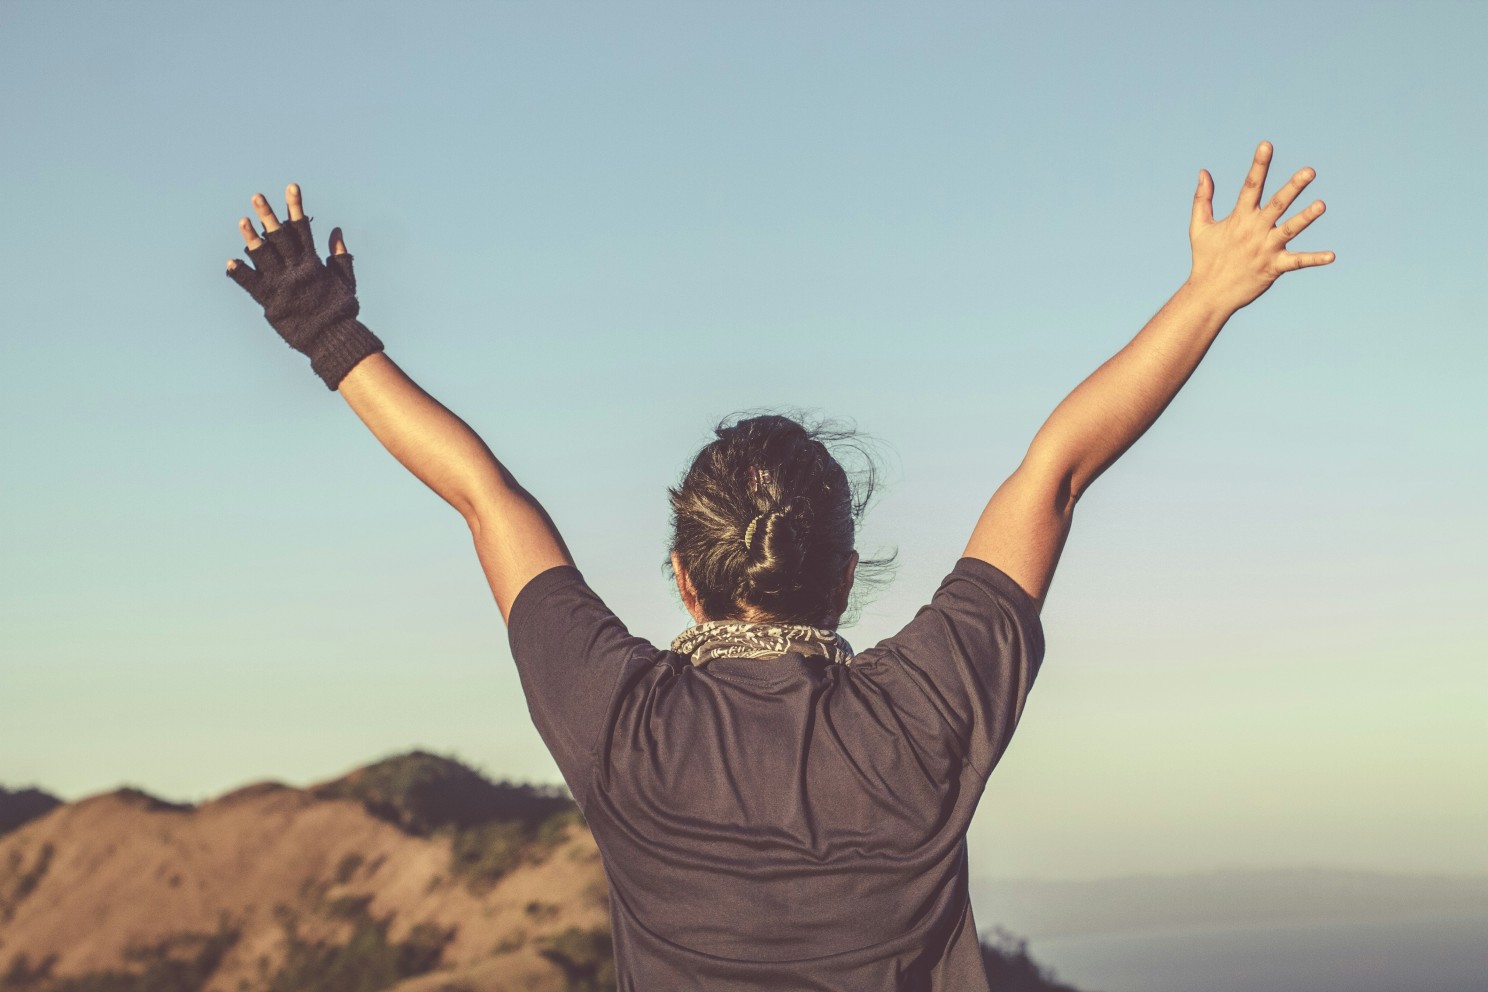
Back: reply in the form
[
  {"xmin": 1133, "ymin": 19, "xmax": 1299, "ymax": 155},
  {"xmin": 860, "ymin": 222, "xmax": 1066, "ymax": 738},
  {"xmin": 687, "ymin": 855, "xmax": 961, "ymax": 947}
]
[
  {"xmin": 446, "ymin": 806, "xmax": 581, "ymax": 892},
  {"xmin": 0, "ymin": 789, "xmax": 61, "ymax": 839},
  {"xmin": 491, "ymin": 932, "xmax": 527, "ymax": 955},
  {"xmin": 537, "ymin": 927, "xmax": 616, "ymax": 992},
  {"xmin": 1, "ymin": 952, "xmax": 57, "ymax": 989},
  {"xmin": 979, "ymin": 928, "xmax": 1086, "ymax": 992},
  {"xmin": 448, "ymin": 820, "xmax": 528, "ymax": 890},
  {"xmin": 334, "ymin": 852, "xmax": 365, "ymax": 884},
  {"xmin": 312, "ymin": 751, "xmax": 582, "ymax": 893},
  {"xmin": 20, "ymin": 916, "xmax": 239, "ymax": 992},
  {"xmin": 266, "ymin": 898, "xmax": 453, "ymax": 992},
  {"xmin": 1, "ymin": 842, "xmax": 54, "ymax": 924},
  {"xmin": 312, "ymin": 752, "xmax": 572, "ymax": 837},
  {"xmin": 325, "ymin": 895, "xmax": 374, "ymax": 921}
]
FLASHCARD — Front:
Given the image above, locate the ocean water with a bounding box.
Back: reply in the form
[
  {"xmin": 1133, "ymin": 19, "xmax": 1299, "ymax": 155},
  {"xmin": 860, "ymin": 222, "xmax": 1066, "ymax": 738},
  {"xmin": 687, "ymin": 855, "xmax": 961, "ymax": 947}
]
[{"xmin": 1029, "ymin": 915, "xmax": 1488, "ymax": 992}]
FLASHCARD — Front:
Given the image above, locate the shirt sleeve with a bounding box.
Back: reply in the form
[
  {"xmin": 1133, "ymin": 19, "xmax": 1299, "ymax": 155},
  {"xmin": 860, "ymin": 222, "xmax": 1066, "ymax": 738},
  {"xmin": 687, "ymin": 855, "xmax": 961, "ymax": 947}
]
[
  {"xmin": 506, "ymin": 565, "xmax": 660, "ymax": 806},
  {"xmin": 858, "ymin": 556, "xmax": 1046, "ymax": 779}
]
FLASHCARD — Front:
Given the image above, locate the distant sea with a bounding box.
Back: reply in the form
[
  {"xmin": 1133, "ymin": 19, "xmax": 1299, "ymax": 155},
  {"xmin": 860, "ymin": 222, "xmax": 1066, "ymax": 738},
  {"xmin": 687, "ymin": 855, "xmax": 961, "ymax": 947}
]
[{"xmin": 1030, "ymin": 914, "xmax": 1488, "ymax": 992}]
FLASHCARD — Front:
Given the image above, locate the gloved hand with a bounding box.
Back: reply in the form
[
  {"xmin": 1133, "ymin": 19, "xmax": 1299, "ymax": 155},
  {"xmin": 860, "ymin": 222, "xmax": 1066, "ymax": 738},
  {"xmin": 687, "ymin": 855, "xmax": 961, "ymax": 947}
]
[{"xmin": 226, "ymin": 193, "xmax": 384, "ymax": 390}]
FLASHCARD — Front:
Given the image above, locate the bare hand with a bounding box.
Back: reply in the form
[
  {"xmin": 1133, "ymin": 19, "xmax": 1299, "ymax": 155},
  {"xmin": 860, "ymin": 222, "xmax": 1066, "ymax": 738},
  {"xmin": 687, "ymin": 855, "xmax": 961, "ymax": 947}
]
[{"xmin": 1187, "ymin": 141, "xmax": 1334, "ymax": 312}]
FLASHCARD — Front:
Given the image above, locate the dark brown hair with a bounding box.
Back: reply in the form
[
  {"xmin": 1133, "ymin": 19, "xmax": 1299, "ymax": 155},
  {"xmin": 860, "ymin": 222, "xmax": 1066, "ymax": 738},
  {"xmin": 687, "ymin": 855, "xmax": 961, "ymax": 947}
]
[{"xmin": 667, "ymin": 413, "xmax": 895, "ymax": 627}]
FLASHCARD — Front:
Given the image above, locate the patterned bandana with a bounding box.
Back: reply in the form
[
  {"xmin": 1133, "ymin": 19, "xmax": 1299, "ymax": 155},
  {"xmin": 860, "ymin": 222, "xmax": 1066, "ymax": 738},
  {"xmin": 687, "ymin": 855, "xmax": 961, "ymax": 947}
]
[{"xmin": 671, "ymin": 620, "xmax": 856, "ymax": 668}]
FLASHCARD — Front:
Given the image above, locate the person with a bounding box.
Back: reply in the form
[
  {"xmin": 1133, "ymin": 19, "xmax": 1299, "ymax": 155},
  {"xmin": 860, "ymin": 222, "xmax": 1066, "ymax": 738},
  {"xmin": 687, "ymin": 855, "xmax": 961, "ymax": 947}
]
[{"xmin": 224, "ymin": 141, "xmax": 1332, "ymax": 991}]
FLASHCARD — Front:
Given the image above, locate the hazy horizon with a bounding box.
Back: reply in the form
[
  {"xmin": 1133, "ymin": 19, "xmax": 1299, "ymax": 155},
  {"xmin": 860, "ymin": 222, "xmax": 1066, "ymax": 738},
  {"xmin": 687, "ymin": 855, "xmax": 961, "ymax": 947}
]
[
  {"xmin": 10, "ymin": 746, "xmax": 1488, "ymax": 886},
  {"xmin": 4, "ymin": 1, "xmax": 1485, "ymax": 885}
]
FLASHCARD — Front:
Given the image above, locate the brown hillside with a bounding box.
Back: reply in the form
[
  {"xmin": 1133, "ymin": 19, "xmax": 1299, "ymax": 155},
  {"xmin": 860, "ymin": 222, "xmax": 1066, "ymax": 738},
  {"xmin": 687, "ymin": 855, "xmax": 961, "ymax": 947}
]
[
  {"xmin": 0, "ymin": 788, "xmax": 61, "ymax": 839},
  {"xmin": 0, "ymin": 753, "xmax": 608, "ymax": 992},
  {"xmin": 0, "ymin": 753, "xmax": 1088, "ymax": 992}
]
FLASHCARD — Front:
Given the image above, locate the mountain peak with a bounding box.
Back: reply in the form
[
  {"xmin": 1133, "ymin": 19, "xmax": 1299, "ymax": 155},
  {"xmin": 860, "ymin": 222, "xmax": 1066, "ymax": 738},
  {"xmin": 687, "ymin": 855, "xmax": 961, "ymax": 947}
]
[
  {"xmin": 310, "ymin": 749, "xmax": 574, "ymax": 836},
  {"xmin": 0, "ymin": 787, "xmax": 62, "ymax": 838}
]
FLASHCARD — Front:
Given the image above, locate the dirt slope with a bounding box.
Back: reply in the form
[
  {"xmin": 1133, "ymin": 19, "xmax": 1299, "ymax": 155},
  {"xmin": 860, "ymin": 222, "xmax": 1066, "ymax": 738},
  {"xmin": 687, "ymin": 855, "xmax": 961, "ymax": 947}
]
[
  {"xmin": 0, "ymin": 754, "xmax": 607, "ymax": 992},
  {"xmin": 0, "ymin": 752, "xmax": 1084, "ymax": 992}
]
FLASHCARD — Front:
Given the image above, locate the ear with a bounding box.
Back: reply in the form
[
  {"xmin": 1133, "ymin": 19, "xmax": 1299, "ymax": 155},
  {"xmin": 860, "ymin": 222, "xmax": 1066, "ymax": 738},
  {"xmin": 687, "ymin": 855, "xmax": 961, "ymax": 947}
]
[
  {"xmin": 671, "ymin": 551, "xmax": 707, "ymax": 624},
  {"xmin": 830, "ymin": 551, "xmax": 859, "ymax": 624}
]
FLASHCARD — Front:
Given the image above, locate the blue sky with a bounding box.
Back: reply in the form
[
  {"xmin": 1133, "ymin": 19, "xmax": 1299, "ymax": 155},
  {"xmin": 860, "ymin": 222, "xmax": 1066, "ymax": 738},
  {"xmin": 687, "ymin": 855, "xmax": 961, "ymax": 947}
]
[{"xmin": 2, "ymin": 1, "xmax": 1484, "ymax": 882}]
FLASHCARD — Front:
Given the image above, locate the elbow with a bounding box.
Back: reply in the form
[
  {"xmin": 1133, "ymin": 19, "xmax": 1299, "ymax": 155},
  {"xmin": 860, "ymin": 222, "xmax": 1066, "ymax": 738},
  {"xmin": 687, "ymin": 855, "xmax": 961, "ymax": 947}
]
[
  {"xmin": 1021, "ymin": 447, "xmax": 1084, "ymax": 515},
  {"xmin": 458, "ymin": 500, "xmax": 482, "ymax": 534},
  {"xmin": 459, "ymin": 466, "xmax": 522, "ymax": 534},
  {"xmin": 462, "ymin": 493, "xmax": 500, "ymax": 537},
  {"xmin": 447, "ymin": 482, "xmax": 486, "ymax": 531},
  {"xmin": 1058, "ymin": 474, "xmax": 1082, "ymax": 515},
  {"xmin": 1060, "ymin": 467, "xmax": 1091, "ymax": 513}
]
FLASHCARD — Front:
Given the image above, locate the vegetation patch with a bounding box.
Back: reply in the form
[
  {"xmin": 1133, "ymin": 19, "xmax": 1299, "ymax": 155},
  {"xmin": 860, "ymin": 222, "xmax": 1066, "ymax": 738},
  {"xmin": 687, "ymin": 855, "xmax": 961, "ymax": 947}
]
[
  {"xmin": 0, "ymin": 915, "xmax": 239, "ymax": 992},
  {"xmin": 979, "ymin": 928, "xmax": 1086, "ymax": 992},
  {"xmin": 313, "ymin": 750, "xmax": 582, "ymax": 891},
  {"xmin": 266, "ymin": 899, "xmax": 454, "ymax": 992},
  {"xmin": 334, "ymin": 852, "xmax": 365, "ymax": 884},
  {"xmin": 324, "ymin": 894, "xmax": 375, "ymax": 921},
  {"xmin": 1, "ymin": 842, "xmax": 55, "ymax": 924},
  {"xmin": 0, "ymin": 789, "xmax": 61, "ymax": 839},
  {"xmin": 448, "ymin": 806, "xmax": 582, "ymax": 892},
  {"xmin": 491, "ymin": 932, "xmax": 527, "ymax": 955},
  {"xmin": 312, "ymin": 751, "xmax": 572, "ymax": 835},
  {"xmin": 537, "ymin": 927, "xmax": 616, "ymax": 992},
  {"xmin": 109, "ymin": 789, "xmax": 193, "ymax": 814},
  {"xmin": 2, "ymin": 952, "xmax": 57, "ymax": 990}
]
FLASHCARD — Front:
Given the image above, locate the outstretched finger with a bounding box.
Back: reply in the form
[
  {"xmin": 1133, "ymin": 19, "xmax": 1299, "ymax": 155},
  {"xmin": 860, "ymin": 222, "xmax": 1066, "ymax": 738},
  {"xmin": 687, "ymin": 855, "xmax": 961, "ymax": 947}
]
[
  {"xmin": 1236, "ymin": 141, "xmax": 1273, "ymax": 211},
  {"xmin": 225, "ymin": 257, "xmax": 261, "ymax": 294},
  {"xmin": 326, "ymin": 227, "xmax": 355, "ymax": 291},
  {"xmin": 1263, "ymin": 168, "xmax": 1316, "ymax": 223},
  {"xmin": 1281, "ymin": 249, "xmax": 1336, "ymax": 272},
  {"xmin": 238, "ymin": 216, "xmax": 264, "ymax": 250},
  {"xmin": 252, "ymin": 193, "xmax": 281, "ymax": 234},
  {"xmin": 1191, "ymin": 169, "xmax": 1215, "ymax": 229},
  {"xmin": 287, "ymin": 183, "xmax": 304, "ymax": 222},
  {"xmin": 1278, "ymin": 200, "xmax": 1326, "ymax": 244}
]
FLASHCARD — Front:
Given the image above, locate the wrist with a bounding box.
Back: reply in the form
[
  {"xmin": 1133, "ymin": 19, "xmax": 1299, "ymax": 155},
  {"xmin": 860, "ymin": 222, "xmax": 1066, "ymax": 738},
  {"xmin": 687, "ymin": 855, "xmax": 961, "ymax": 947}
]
[
  {"xmin": 308, "ymin": 319, "xmax": 385, "ymax": 391},
  {"xmin": 1176, "ymin": 277, "xmax": 1241, "ymax": 323}
]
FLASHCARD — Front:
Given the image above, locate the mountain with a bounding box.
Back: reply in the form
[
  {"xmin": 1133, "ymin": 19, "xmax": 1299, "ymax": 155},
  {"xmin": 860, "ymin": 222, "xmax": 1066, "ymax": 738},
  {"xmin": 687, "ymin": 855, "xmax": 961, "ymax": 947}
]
[
  {"xmin": 0, "ymin": 752, "xmax": 603, "ymax": 992},
  {"xmin": 972, "ymin": 869, "xmax": 1488, "ymax": 940},
  {"xmin": 0, "ymin": 752, "xmax": 1087, "ymax": 992},
  {"xmin": 0, "ymin": 789, "xmax": 60, "ymax": 839}
]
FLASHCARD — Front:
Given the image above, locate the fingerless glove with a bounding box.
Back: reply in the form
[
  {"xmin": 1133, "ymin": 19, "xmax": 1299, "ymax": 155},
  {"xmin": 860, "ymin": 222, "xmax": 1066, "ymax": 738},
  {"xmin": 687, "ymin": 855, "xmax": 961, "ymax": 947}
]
[{"xmin": 226, "ymin": 216, "xmax": 384, "ymax": 390}]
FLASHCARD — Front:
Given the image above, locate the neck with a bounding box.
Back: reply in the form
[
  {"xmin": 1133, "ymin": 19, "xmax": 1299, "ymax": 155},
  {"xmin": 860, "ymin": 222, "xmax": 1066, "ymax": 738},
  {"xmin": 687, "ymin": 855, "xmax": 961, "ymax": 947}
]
[{"xmin": 672, "ymin": 618, "xmax": 856, "ymax": 667}]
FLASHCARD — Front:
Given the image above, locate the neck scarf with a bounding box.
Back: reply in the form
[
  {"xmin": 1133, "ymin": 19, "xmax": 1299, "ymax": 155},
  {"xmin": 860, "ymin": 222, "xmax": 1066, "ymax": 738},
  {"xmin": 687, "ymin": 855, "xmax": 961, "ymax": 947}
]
[{"xmin": 671, "ymin": 620, "xmax": 856, "ymax": 668}]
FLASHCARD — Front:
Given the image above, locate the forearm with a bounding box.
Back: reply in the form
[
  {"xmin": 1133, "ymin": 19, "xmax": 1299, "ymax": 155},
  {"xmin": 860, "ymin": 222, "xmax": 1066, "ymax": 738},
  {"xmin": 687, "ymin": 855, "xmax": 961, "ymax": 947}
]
[
  {"xmin": 1027, "ymin": 281, "xmax": 1235, "ymax": 504},
  {"xmin": 226, "ymin": 187, "xmax": 577, "ymax": 617},
  {"xmin": 960, "ymin": 144, "xmax": 1330, "ymax": 613},
  {"xmin": 336, "ymin": 352, "xmax": 508, "ymax": 522}
]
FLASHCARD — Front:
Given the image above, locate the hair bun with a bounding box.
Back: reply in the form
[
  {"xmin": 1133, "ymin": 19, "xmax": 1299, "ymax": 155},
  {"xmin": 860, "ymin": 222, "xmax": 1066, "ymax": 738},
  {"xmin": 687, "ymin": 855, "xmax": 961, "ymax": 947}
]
[
  {"xmin": 742, "ymin": 498, "xmax": 813, "ymax": 599},
  {"xmin": 670, "ymin": 412, "xmax": 891, "ymax": 625}
]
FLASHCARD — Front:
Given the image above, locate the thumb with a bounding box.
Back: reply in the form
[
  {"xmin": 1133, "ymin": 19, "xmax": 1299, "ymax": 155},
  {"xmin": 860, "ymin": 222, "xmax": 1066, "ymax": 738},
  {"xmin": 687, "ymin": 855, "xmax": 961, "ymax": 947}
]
[{"xmin": 1191, "ymin": 169, "xmax": 1214, "ymax": 229}]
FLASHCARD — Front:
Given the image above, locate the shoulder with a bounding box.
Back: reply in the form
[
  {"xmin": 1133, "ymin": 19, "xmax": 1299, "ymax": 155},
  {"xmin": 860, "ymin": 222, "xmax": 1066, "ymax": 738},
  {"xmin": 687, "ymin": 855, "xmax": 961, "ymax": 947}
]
[
  {"xmin": 938, "ymin": 556, "xmax": 1042, "ymax": 632},
  {"xmin": 944, "ymin": 556, "xmax": 1044, "ymax": 626},
  {"xmin": 507, "ymin": 564, "xmax": 662, "ymax": 669},
  {"xmin": 854, "ymin": 557, "xmax": 1045, "ymax": 669},
  {"xmin": 509, "ymin": 563, "xmax": 590, "ymax": 616}
]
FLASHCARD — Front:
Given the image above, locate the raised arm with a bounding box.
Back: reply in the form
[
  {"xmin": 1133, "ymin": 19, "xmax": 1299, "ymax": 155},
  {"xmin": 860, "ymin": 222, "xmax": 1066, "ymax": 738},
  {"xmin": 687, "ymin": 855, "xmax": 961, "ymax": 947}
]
[
  {"xmin": 336, "ymin": 354, "xmax": 573, "ymax": 620},
  {"xmin": 965, "ymin": 142, "xmax": 1334, "ymax": 612},
  {"xmin": 226, "ymin": 184, "xmax": 571, "ymax": 621}
]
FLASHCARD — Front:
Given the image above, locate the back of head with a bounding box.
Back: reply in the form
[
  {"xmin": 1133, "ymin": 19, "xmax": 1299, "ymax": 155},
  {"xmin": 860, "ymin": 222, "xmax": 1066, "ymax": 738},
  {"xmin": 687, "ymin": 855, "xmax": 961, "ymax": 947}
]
[{"xmin": 668, "ymin": 413, "xmax": 891, "ymax": 627}]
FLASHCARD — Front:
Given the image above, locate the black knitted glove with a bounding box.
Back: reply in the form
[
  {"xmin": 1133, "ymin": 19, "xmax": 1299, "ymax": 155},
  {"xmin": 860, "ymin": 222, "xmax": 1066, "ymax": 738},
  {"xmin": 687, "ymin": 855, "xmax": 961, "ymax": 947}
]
[{"xmin": 226, "ymin": 215, "xmax": 384, "ymax": 390}]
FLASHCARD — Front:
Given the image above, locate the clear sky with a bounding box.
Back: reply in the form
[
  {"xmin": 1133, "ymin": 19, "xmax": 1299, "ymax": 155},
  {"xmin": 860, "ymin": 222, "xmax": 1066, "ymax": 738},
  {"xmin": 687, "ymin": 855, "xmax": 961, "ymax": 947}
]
[{"xmin": 2, "ymin": 1, "xmax": 1484, "ymax": 882}]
